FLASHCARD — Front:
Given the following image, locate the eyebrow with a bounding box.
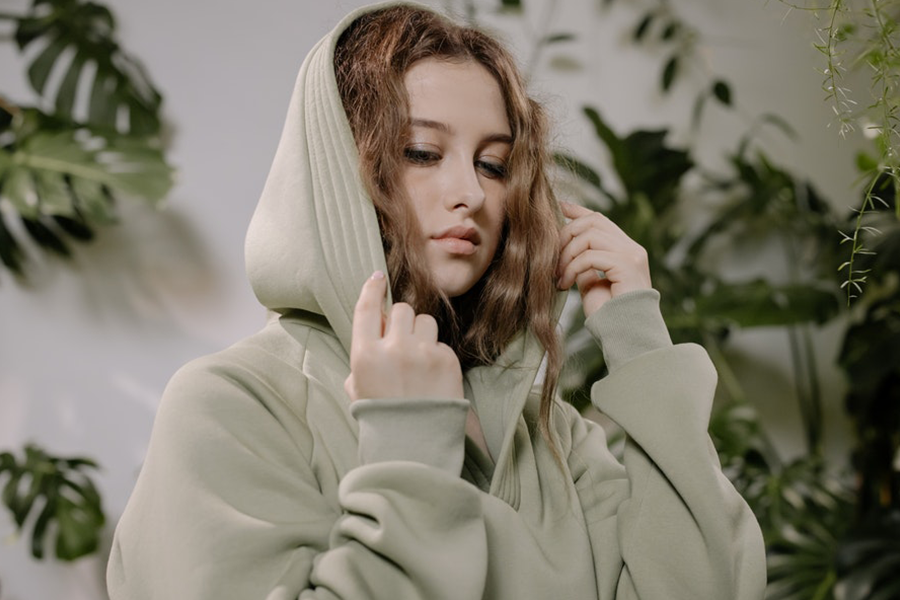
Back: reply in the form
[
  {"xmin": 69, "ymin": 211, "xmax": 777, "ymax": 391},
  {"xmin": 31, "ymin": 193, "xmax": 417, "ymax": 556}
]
[{"xmin": 410, "ymin": 118, "xmax": 513, "ymax": 145}]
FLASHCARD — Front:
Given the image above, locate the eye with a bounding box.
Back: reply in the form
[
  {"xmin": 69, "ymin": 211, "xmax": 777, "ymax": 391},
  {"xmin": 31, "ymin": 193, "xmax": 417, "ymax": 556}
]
[
  {"xmin": 403, "ymin": 147, "xmax": 440, "ymax": 165},
  {"xmin": 477, "ymin": 158, "xmax": 508, "ymax": 180}
]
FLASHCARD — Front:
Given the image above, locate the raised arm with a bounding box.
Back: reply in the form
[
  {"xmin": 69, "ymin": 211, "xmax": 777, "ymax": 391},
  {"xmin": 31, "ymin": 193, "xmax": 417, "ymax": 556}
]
[
  {"xmin": 566, "ymin": 290, "xmax": 767, "ymax": 599},
  {"xmin": 556, "ymin": 201, "xmax": 765, "ymax": 598}
]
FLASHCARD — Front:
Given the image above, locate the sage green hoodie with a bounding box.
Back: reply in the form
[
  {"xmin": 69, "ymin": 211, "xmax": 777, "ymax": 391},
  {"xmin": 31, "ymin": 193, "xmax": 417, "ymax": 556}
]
[{"xmin": 107, "ymin": 3, "xmax": 767, "ymax": 598}]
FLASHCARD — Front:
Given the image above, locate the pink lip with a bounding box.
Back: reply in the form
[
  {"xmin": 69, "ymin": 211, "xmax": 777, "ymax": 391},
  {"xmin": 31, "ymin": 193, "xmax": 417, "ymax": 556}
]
[
  {"xmin": 432, "ymin": 226, "xmax": 480, "ymax": 256},
  {"xmin": 434, "ymin": 225, "xmax": 480, "ymax": 244}
]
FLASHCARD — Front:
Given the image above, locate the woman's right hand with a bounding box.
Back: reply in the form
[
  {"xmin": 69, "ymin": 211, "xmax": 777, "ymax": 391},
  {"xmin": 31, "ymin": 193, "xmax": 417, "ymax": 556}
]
[{"xmin": 344, "ymin": 271, "xmax": 464, "ymax": 402}]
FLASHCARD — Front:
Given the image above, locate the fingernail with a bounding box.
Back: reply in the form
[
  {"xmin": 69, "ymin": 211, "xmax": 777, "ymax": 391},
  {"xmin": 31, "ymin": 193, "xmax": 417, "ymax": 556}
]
[{"xmin": 371, "ymin": 270, "xmax": 385, "ymax": 280}]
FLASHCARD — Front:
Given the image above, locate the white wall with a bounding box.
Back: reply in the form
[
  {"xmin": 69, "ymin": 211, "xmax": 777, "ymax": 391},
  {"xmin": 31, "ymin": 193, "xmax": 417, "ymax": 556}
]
[{"xmin": 0, "ymin": 0, "xmax": 864, "ymax": 598}]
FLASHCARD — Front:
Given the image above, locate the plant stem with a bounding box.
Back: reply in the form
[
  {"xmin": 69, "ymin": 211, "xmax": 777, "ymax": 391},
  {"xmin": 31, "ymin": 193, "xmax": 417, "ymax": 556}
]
[
  {"xmin": 842, "ymin": 172, "xmax": 881, "ymax": 304},
  {"xmin": 787, "ymin": 325, "xmax": 822, "ymax": 456},
  {"xmin": 801, "ymin": 325, "xmax": 823, "ymax": 447},
  {"xmin": 822, "ymin": 0, "xmax": 855, "ymax": 137},
  {"xmin": 781, "ymin": 223, "xmax": 824, "ymax": 457}
]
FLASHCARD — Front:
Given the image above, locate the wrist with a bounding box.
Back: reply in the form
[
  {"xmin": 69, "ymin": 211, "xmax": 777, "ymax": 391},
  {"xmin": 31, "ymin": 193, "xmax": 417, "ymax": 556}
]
[
  {"xmin": 584, "ymin": 288, "xmax": 671, "ymax": 372},
  {"xmin": 350, "ymin": 397, "xmax": 470, "ymax": 473}
]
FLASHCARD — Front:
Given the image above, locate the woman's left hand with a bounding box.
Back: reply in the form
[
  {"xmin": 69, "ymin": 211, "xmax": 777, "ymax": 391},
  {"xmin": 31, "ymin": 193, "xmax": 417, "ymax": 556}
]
[{"xmin": 557, "ymin": 201, "xmax": 652, "ymax": 319}]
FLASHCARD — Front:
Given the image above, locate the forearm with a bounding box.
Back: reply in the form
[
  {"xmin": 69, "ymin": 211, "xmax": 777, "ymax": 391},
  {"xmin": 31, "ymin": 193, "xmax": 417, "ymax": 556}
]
[{"xmin": 580, "ymin": 289, "xmax": 767, "ymax": 599}]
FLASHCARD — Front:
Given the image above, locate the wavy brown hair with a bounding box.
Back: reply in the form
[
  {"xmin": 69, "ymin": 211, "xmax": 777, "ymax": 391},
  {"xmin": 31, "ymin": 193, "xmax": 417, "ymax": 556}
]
[{"xmin": 334, "ymin": 5, "xmax": 563, "ymax": 452}]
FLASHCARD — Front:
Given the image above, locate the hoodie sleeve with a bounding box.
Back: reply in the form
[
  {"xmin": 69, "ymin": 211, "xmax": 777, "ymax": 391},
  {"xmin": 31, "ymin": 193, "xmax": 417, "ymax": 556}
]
[
  {"xmin": 568, "ymin": 289, "xmax": 767, "ymax": 600},
  {"xmin": 106, "ymin": 356, "xmax": 492, "ymax": 600}
]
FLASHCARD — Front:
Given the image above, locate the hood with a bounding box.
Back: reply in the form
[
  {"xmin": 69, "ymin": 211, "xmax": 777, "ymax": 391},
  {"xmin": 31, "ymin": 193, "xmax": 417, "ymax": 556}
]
[
  {"xmin": 243, "ymin": 0, "xmax": 565, "ymax": 399},
  {"xmin": 245, "ymin": 2, "xmax": 399, "ymax": 353},
  {"xmin": 244, "ymin": 0, "xmax": 568, "ymax": 468}
]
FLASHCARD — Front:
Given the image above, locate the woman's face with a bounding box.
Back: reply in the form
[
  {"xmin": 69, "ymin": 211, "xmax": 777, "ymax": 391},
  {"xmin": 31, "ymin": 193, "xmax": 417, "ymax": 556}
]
[{"xmin": 400, "ymin": 58, "xmax": 511, "ymax": 298}]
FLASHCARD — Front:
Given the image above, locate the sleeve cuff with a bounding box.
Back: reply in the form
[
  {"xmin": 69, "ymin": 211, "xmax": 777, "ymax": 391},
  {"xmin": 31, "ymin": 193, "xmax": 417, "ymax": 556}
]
[
  {"xmin": 350, "ymin": 397, "xmax": 470, "ymax": 474},
  {"xmin": 583, "ymin": 288, "xmax": 672, "ymax": 373}
]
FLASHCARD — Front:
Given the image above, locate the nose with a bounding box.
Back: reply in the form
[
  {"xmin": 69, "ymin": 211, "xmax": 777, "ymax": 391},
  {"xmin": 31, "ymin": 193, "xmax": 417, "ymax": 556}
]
[{"xmin": 444, "ymin": 157, "xmax": 485, "ymax": 214}]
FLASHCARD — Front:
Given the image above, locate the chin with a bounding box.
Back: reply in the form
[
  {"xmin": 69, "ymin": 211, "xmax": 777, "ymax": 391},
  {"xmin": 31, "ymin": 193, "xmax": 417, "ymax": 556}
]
[
  {"xmin": 429, "ymin": 257, "xmax": 492, "ymax": 299},
  {"xmin": 434, "ymin": 272, "xmax": 481, "ymax": 299},
  {"xmin": 439, "ymin": 281, "xmax": 476, "ymax": 299}
]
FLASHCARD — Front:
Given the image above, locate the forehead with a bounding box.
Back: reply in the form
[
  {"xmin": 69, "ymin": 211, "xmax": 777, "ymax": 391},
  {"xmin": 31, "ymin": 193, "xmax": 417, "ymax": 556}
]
[{"xmin": 403, "ymin": 58, "xmax": 510, "ymax": 135}]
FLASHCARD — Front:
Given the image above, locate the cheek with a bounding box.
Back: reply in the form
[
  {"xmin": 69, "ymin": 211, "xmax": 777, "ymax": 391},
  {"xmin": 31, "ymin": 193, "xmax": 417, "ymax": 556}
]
[
  {"xmin": 399, "ymin": 170, "xmax": 431, "ymax": 222},
  {"xmin": 487, "ymin": 188, "xmax": 508, "ymax": 239}
]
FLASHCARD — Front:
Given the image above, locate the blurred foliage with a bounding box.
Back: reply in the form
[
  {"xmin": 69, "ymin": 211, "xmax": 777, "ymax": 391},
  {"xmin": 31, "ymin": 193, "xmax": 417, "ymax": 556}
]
[
  {"xmin": 0, "ymin": 0, "xmax": 174, "ymax": 281},
  {"xmin": 0, "ymin": 444, "xmax": 105, "ymax": 561},
  {"xmin": 0, "ymin": 0, "xmax": 172, "ymax": 566},
  {"xmin": 457, "ymin": 0, "xmax": 900, "ymax": 597}
]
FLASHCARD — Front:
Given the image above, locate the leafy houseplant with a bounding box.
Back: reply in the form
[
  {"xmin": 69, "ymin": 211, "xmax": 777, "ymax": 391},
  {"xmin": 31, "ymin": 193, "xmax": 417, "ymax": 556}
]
[
  {"xmin": 563, "ymin": 2, "xmax": 900, "ymax": 597},
  {"xmin": 0, "ymin": 445, "xmax": 105, "ymax": 561},
  {"xmin": 0, "ymin": 0, "xmax": 171, "ymax": 568},
  {"xmin": 0, "ymin": 0, "xmax": 174, "ymax": 279},
  {"xmin": 452, "ymin": 0, "xmax": 899, "ymax": 597}
]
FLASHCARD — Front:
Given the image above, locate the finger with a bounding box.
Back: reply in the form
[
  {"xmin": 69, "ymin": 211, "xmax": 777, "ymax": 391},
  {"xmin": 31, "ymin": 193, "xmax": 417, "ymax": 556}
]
[
  {"xmin": 575, "ymin": 268, "xmax": 606, "ymax": 291},
  {"xmin": 557, "ymin": 228, "xmax": 615, "ymax": 275},
  {"xmin": 560, "ymin": 248, "xmax": 649, "ymax": 290},
  {"xmin": 559, "ymin": 201, "xmax": 595, "ymax": 220},
  {"xmin": 352, "ymin": 271, "xmax": 387, "ymax": 342},
  {"xmin": 558, "ymin": 249, "xmax": 619, "ymax": 290},
  {"xmin": 385, "ymin": 302, "xmax": 415, "ymax": 338},
  {"xmin": 413, "ymin": 313, "xmax": 439, "ymax": 342},
  {"xmin": 559, "ymin": 208, "xmax": 626, "ymax": 249}
]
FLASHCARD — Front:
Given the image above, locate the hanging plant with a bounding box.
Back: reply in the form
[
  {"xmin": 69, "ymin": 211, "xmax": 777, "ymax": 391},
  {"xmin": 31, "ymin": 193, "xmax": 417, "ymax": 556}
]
[
  {"xmin": 776, "ymin": 0, "xmax": 900, "ymax": 303},
  {"xmin": 0, "ymin": 0, "xmax": 174, "ymax": 280}
]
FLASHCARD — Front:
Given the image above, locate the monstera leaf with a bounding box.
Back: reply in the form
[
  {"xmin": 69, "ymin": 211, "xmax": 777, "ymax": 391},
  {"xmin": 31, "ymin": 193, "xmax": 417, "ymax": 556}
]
[
  {"xmin": 13, "ymin": 0, "xmax": 162, "ymax": 135},
  {"xmin": 0, "ymin": 107, "xmax": 173, "ymax": 275},
  {"xmin": 0, "ymin": 444, "xmax": 105, "ymax": 560},
  {"xmin": 0, "ymin": 0, "xmax": 173, "ymax": 279}
]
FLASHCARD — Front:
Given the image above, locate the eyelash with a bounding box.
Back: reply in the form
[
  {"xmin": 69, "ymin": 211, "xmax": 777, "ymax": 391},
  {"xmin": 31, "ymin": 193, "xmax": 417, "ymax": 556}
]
[
  {"xmin": 402, "ymin": 148, "xmax": 508, "ymax": 180},
  {"xmin": 477, "ymin": 160, "xmax": 508, "ymax": 180},
  {"xmin": 403, "ymin": 148, "xmax": 439, "ymax": 165}
]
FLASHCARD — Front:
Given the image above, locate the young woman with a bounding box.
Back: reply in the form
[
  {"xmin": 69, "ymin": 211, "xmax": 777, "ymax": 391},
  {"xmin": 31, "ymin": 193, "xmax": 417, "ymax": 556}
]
[{"xmin": 108, "ymin": 3, "xmax": 766, "ymax": 599}]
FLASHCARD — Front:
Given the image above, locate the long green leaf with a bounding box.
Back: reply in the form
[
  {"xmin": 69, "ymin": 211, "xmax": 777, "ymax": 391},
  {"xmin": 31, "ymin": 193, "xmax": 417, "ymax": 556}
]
[
  {"xmin": 88, "ymin": 71, "xmax": 115, "ymax": 128},
  {"xmin": 553, "ymin": 152, "xmax": 604, "ymax": 191},
  {"xmin": 12, "ymin": 130, "xmax": 173, "ymax": 204},
  {"xmin": 55, "ymin": 49, "xmax": 88, "ymax": 118},
  {"xmin": 583, "ymin": 106, "xmax": 623, "ymax": 157},
  {"xmin": 693, "ymin": 280, "xmax": 840, "ymax": 328},
  {"xmin": 27, "ymin": 35, "xmax": 68, "ymax": 95},
  {"xmin": 662, "ymin": 55, "xmax": 678, "ymax": 91},
  {"xmin": 30, "ymin": 495, "xmax": 55, "ymax": 560}
]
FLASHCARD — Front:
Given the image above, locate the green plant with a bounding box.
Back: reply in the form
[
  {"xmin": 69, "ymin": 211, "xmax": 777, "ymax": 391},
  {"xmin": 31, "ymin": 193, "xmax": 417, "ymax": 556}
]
[
  {"xmin": 776, "ymin": 0, "xmax": 900, "ymax": 303},
  {"xmin": 452, "ymin": 0, "xmax": 900, "ymax": 597},
  {"xmin": 556, "ymin": 108, "xmax": 841, "ymax": 423},
  {"xmin": 0, "ymin": 0, "xmax": 174, "ymax": 280},
  {"xmin": 0, "ymin": 444, "xmax": 105, "ymax": 560},
  {"xmin": 564, "ymin": 1, "xmax": 900, "ymax": 596},
  {"xmin": 0, "ymin": 0, "xmax": 171, "ymax": 570}
]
